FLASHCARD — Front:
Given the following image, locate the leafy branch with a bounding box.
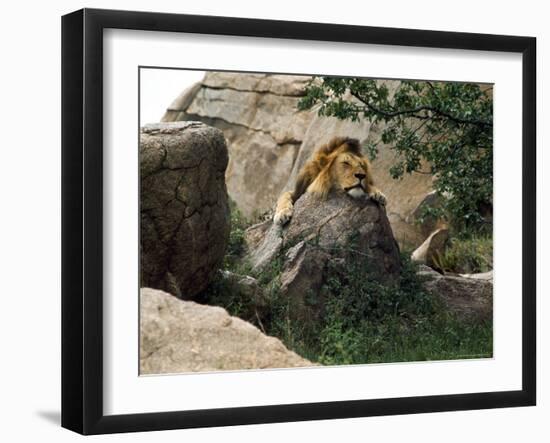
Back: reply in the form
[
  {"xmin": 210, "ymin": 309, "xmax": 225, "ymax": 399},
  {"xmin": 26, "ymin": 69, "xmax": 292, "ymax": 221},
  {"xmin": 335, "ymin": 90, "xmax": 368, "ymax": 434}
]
[{"xmin": 298, "ymin": 78, "xmax": 493, "ymax": 231}]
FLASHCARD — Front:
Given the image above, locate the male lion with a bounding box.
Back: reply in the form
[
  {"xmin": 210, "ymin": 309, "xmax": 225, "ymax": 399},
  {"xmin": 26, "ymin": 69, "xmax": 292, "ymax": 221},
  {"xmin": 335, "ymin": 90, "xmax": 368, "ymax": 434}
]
[{"xmin": 274, "ymin": 137, "xmax": 387, "ymax": 225}]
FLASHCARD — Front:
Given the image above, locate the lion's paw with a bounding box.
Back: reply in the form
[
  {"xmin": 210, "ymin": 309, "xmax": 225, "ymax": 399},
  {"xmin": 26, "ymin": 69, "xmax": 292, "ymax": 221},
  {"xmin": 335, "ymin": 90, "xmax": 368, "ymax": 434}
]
[
  {"xmin": 369, "ymin": 190, "xmax": 387, "ymax": 206},
  {"xmin": 273, "ymin": 208, "xmax": 293, "ymax": 226}
]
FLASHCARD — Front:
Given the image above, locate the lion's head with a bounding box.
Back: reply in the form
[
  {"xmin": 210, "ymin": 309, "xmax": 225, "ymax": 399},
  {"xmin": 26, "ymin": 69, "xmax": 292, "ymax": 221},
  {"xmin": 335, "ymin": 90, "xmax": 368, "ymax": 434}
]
[
  {"xmin": 306, "ymin": 137, "xmax": 373, "ymax": 199},
  {"xmin": 274, "ymin": 136, "xmax": 385, "ymax": 226}
]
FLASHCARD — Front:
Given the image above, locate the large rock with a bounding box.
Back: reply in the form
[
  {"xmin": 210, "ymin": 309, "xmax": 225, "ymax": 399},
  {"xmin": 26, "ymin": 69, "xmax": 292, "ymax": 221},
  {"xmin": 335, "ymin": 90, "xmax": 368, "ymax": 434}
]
[
  {"xmin": 140, "ymin": 288, "xmax": 313, "ymax": 374},
  {"xmin": 162, "ymin": 72, "xmax": 435, "ymax": 249},
  {"xmin": 249, "ymin": 192, "xmax": 401, "ymax": 273},
  {"xmin": 140, "ymin": 122, "xmax": 230, "ymax": 299},
  {"xmin": 163, "ymin": 72, "xmax": 314, "ymax": 217},
  {"xmin": 246, "ymin": 191, "xmax": 402, "ymax": 321},
  {"xmin": 418, "ymin": 266, "xmax": 493, "ymax": 322}
]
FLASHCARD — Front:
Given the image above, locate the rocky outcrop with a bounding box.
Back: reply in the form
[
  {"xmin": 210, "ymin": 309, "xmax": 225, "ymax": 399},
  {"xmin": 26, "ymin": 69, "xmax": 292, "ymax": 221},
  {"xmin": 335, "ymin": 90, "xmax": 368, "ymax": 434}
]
[
  {"xmin": 163, "ymin": 73, "xmax": 314, "ymax": 218},
  {"xmin": 418, "ymin": 266, "xmax": 493, "ymax": 322},
  {"xmin": 246, "ymin": 191, "xmax": 401, "ymax": 321},
  {"xmin": 162, "ymin": 73, "xmax": 434, "ymax": 249},
  {"xmin": 140, "ymin": 122, "xmax": 230, "ymax": 299},
  {"xmin": 140, "ymin": 288, "xmax": 313, "ymax": 374}
]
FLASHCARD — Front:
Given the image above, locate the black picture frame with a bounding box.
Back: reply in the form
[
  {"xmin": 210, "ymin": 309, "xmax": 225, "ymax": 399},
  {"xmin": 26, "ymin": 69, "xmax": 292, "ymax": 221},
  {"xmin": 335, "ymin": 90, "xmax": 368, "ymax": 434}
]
[{"xmin": 61, "ymin": 8, "xmax": 536, "ymax": 435}]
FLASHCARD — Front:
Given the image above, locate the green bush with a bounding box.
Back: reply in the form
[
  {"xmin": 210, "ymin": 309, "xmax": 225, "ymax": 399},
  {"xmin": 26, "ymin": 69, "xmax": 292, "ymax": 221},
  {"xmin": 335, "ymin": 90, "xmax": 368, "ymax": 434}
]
[{"xmin": 433, "ymin": 234, "xmax": 492, "ymax": 274}]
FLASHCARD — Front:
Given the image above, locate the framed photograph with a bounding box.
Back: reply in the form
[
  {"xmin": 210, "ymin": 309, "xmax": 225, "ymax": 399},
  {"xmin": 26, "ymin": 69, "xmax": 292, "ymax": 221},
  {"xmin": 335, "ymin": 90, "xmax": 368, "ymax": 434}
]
[{"xmin": 61, "ymin": 8, "xmax": 536, "ymax": 435}]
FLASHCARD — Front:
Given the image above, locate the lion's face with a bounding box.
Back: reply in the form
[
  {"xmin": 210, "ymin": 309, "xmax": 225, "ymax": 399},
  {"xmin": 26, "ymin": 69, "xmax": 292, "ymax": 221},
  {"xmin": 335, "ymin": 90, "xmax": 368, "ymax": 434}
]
[
  {"xmin": 330, "ymin": 152, "xmax": 370, "ymax": 199},
  {"xmin": 275, "ymin": 137, "xmax": 386, "ymax": 226},
  {"xmin": 304, "ymin": 138, "xmax": 376, "ymax": 201}
]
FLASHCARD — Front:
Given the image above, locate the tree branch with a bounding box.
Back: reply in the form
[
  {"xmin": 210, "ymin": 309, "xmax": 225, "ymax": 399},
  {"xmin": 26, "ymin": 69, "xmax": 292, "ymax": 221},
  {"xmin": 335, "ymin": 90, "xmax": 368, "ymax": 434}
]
[{"xmin": 350, "ymin": 91, "xmax": 492, "ymax": 128}]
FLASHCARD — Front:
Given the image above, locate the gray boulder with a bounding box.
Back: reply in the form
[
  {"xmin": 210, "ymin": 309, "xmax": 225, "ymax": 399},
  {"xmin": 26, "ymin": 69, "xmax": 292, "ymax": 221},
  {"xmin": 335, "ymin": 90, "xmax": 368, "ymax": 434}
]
[
  {"xmin": 418, "ymin": 266, "xmax": 493, "ymax": 322},
  {"xmin": 246, "ymin": 191, "xmax": 402, "ymax": 321},
  {"xmin": 140, "ymin": 122, "xmax": 230, "ymax": 299},
  {"xmin": 140, "ymin": 288, "xmax": 313, "ymax": 374},
  {"xmin": 248, "ymin": 191, "xmax": 401, "ymax": 273}
]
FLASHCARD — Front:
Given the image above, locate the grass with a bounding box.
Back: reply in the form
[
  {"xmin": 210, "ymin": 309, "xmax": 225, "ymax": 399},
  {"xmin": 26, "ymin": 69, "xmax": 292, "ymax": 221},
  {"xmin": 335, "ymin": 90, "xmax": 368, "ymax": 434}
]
[
  {"xmin": 200, "ymin": 206, "xmax": 493, "ymax": 366},
  {"xmin": 433, "ymin": 234, "xmax": 493, "ymax": 274},
  {"xmin": 317, "ymin": 310, "xmax": 492, "ymax": 365}
]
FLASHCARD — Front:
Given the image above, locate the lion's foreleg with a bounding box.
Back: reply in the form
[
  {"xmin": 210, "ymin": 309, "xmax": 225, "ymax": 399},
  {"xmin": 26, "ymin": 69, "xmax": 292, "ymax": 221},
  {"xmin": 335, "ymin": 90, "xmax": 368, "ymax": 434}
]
[{"xmin": 274, "ymin": 191, "xmax": 294, "ymax": 225}]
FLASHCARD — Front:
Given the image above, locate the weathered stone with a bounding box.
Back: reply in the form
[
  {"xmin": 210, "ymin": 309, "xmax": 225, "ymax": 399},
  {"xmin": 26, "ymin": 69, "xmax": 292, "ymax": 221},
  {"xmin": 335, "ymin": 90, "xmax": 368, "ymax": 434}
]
[
  {"xmin": 217, "ymin": 270, "xmax": 269, "ymax": 320},
  {"xmin": 205, "ymin": 119, "xmax": 301, "ymax": 217},
  {"xmin": 186, "ymin": 86, "xmax": 312, "ymax": 144},
  {"xmin": 278, "ymin": 241, "xmax": 332, "ymax": 322},
  {"xmin": 411, "ymin": 228, "xmax": 450, "ymax": 269},
  {"xmin": 418, "ymin": 266, "xmax": 493, "ymax": 322},
  {"xmin": 246, "ymin": 191, "xmax": 402, "ymax": 321},
  {"xmin": 163, "ymin": 74, "xmax": 313, "ymax": 217},
  {"xmin": 202, "ymin": 72, "xmax": 311, "ymax": 96},
  {"xmin": 244, "ymin": 220, "xmax": 273, "ymax": 252},
  {"xmin": 286, "ymin": 193, "xmax": 400, "ymax": 273},
  {"xmin": 247, "ymin": 222, "xmax": 284, "ymax": 272},
  {"xmin": 140, "ymin": 288, "xmax": 313, "ymax": 374},
  {"xmin": 140, "ymin": 122, "xmax": 230, "ymax": 299},
  {"xmin": 161, "ymin": 81, "xmax": 202, "ymax": 122},
  {"xmin": 249, "ymin": 192, "xmax": 401, "ymax": 274}
]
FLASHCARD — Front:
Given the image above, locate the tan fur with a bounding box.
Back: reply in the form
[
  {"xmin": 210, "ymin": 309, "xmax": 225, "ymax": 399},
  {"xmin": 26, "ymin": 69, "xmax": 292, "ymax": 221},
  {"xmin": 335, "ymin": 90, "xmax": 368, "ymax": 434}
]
[{"xmin": 274, "ymin": 137, "xmax": 386, "ymax": 225}]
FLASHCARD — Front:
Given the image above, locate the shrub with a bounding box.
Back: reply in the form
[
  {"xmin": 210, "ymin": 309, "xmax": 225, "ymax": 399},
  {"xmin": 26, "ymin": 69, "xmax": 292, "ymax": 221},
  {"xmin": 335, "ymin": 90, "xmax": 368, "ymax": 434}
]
[{"xmin": 433, "ymin": 234, "xmax": 492, "ymax": 274}]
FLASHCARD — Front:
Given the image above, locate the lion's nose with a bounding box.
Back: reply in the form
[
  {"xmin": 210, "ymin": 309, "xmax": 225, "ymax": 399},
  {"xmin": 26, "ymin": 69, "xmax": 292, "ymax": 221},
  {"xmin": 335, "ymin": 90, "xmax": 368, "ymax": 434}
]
[{"xmin": 355, "ymin": 173, "xmax": 366, "ymax": 180}]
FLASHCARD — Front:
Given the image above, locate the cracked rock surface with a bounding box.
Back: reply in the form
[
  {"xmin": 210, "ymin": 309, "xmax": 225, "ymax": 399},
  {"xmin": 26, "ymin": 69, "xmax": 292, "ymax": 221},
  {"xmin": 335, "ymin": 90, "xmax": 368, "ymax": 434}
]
[
  {"xmin": 140, "ymin": 288, "xmax": 313, "ymax": 374},
  {"xmin": 140, "ymin": 122, "xmax": 230, "ymax": 299}
]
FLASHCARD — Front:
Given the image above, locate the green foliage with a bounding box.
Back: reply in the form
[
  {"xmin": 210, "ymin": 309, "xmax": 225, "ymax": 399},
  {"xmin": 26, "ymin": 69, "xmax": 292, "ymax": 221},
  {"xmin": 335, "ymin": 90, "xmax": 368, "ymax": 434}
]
[
  {"xmin": 313, "ymin": 248, "xmax": 491, "ymax": 365},
  {"xmin": 318, "ymin": 312, "xmax": 493, "ymax": 365},
  {"xmin": 298, "ymin": 78, "xmax": 493, "ymax": 232},
  {"xmin": 433, "ymin": 234, "xmax": 493, "ymax": 274},
  {"xmin": 200, "ymin": 272, "xmax": 251, "ymax": 320},
  {"xmin": 316, "ymin": 251, "xmax": 434, "ymax": 364},
  {"xmin": 223, "ymin": 200, "xmax": 250, "ymax": 271}
]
